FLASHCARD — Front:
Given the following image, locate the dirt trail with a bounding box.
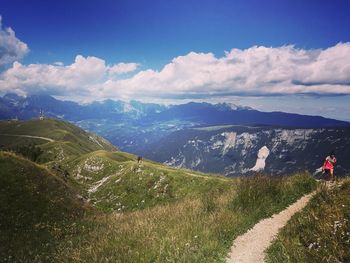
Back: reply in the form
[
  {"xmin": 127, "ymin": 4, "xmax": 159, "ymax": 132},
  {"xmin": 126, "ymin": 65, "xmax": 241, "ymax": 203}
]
[
  {"xmin": 226, "ymin": 191, "xmax": 316, "ymax": 263},
  {"xmin": 0, "ymin": 134, "xmax": 55, "ymax": 142},
  {"xmin": 185, "ymin": 172, "xmax": 229, "ymax": 181}
]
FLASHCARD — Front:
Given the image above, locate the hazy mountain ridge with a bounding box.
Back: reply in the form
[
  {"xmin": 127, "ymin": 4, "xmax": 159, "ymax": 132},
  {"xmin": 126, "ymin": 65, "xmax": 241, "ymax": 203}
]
[
  {"xmin": 1, "ymin": 93, "xmax": 349, "ymax": 128},
  {"xmin": 0, "ymin": 93, "xmax": 166, "ymax": 121},
  {"xmin": 1, "ymin": 93, "xmax": 350, "ymax": 176}
]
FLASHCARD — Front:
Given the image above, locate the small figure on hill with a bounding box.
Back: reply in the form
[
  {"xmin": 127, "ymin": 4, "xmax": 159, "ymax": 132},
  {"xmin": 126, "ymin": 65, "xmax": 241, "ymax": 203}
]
[
  {"xmin": 137, "ymin": 156, "xmax": 143, "ymax": 164},
  {"xmin": 322, "ymin": 151, "xmax": 337, "ymax": 182},
  {"xmin": 63, "ymin": 169, "xmax": 70, "ymax": 181}
]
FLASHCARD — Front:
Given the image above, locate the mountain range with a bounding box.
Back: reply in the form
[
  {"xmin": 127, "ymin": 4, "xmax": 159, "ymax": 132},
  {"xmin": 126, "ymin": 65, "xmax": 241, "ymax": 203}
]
[
  {"xmin": 142, "ymin": 125, "xmax": 350, "ymax": 176},
  {"xmin": 1, "ymin": 93, "xmax": 349, "ymax": 175},
  {"xmin": 2, "ymin": 93, "xmax": 349, "ymax": 127}
]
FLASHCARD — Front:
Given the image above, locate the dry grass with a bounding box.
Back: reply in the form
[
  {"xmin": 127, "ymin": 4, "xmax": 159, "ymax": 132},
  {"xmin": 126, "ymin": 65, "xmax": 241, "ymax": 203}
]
[
  {"xmin": 55, "ymin": 192, "xmax": 237, "ymax": 263},
  {"xmin": 0, "ymin": 150, "xmax": 317, "ymax": 262},
  {"xmin": 266, "ymin": 178, "xmax": 350, "ymax": 263},
  {"xmin": 52, "ymin": 173, "xmax": 316, "ymax": 263}
]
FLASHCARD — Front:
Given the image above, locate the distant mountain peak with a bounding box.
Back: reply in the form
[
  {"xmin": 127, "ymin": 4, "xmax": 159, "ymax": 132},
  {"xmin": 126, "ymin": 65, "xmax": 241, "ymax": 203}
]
[
  {"xmin": 3, "ymin": 92, "xmax": 22, "ymax": 99},
  {"xmin": 123, "ymin": 102, "xmax": 137, "ymax": 113},
  {"xmin": 214, "ymin": 102, "xmax": 254, "ymax": 111}
]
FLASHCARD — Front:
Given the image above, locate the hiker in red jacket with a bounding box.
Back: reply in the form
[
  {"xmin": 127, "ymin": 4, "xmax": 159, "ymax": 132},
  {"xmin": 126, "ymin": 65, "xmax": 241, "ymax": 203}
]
[{"xmin": 322, "ymin": 151, "xmax": 337, "ymax": 182}]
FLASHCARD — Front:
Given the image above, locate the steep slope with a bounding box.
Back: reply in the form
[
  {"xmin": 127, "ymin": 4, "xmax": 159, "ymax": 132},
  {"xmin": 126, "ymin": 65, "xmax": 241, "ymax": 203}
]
[
  {"xmin": 62, "ymin": 149, "xmax": 230, "ymax": 212},
  {"xmin": 143, "ymin": 125, "xmax": 350, "ymax": 176},
  {"xmin": 0, "ymin": 118, "xmax": 116, "ymax": 163},
  {"xmin": 0, "ymin": 118, "xmax": 229, "ymax": 213},
  {"xmin": 0, "ymin": 151, "xmax": 87, "ymax": 261}
]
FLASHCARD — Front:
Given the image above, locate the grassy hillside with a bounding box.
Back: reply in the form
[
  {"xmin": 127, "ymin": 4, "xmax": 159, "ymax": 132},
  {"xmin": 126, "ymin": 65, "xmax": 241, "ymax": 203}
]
[
  {"xmin": 0, "ymin": 151, "xmax": 88, "ymax": 262},
  {"xmin": 62, "ymin": 150, "xmax": 231, "ymax": 212},
  {"xmin": 266, "ymin": 179, "xmax": 350, "ymax": 263},
  {"xmin": 0, "ymin": 119, "xmax": 320, "ymax": 262},
  {"xmin": 0, "ymin": 150, "xmax": 317, "ymax": 262},
  {"xmin": 0, "ymin": 118, "xmax": 116, "ymax": 163},
  {"xmin": 1, "ymin": 118, "xmax": 230, "ymax": 213},
  {"xmin": 53, "ymin": 173, "xmax": 316, "ymax": 263}
]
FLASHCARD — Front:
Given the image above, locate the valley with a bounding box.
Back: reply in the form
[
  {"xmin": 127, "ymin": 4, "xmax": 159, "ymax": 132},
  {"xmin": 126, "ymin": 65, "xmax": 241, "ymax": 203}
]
[
  {"xmin": 1, "ymin": 93, "xmax": 350, "ymax": 176},
  {"xmin": 144, "ymin": 125, "xmax": 350, "ymax": 176}
]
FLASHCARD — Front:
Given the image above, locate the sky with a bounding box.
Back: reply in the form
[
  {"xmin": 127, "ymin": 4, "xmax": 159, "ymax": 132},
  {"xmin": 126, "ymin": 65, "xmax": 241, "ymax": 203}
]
[{"xmin": 0, "ymin": 0, "xmax": 350, "ymax": 121}]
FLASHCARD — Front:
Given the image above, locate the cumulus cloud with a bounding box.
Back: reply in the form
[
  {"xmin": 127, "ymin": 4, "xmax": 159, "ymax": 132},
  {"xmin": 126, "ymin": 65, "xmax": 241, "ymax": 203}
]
[
  {"xmin": 102, "ymin": 43, "xmax": 350, "ymax": 99},
  {"xmin": 108, "ymin": 62, "xmax": 139, "ymax": 75},
  {"xmin": 0, "ymin": 16, "xmax": 29, "ymax": 67},
  {"xmin": 1, "ymin": 43, "xmax": 350, "ymax": 101},
  {"xmin": 0, "ymin": 55, "xmax": 107, "ymax": 96},
  {"xmin": 0, "ymin": 55, "xmax": 142, "ymax": 97}
]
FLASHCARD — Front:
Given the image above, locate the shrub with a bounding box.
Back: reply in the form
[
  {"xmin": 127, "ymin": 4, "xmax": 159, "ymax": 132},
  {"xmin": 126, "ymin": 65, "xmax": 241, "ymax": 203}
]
[{"xmin": 14, "ymin": 144, "xmax": 43, "ymax": 162}]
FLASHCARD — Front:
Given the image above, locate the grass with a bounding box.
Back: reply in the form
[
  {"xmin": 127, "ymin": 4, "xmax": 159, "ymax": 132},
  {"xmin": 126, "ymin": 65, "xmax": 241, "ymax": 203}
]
[
  {"xmin": 231, "ymin": 173, "xmax": 317, "ymax": 223},
  {"xmin": 0, "ymin": 119, "xmax": 321, "ymax": 262},
  {"xmin": 0, "ymin": 134, "xmax": 45, "ymax": 148},
  {"xmin": 0, "ymin": 118, "xmax": 116, "ymax": 164},
  {"xmin": 266, "ymin": 178, "xmax": 350, "ymax": 263},
  {"xmin": 0, "ymin": 151, "xmax": 88, "ymax": 262},
  {"xmin": 63, "ymin": 150, "xmax": 231, "ymax": 213},
  {"xmin": 38, "ymin": 141, "xmax": 90, "ymax": 163},
  {"xmin": 0, "ymin": 150, "xmax": 317, "ymax": 262},
  {"xmin": 51, "ymin": 173, "xmax": 316, "ymax": 263}
]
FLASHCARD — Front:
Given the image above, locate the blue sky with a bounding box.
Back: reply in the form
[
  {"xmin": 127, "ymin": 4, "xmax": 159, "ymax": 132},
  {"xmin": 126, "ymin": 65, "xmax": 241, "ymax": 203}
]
[
  {"xmin": 1, "ymin": 0, "xmax": 350, "ymax": 120},
  {"xmin": 2, "ymin": 0, "xmax": 350, "ymax": 68}
]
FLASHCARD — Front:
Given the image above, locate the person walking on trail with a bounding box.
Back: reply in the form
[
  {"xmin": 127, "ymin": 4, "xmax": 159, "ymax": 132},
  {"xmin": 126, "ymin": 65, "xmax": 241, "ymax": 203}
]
[{"xmin": 322, "ymin": 151, "xmax": 337, "ymax": 182}]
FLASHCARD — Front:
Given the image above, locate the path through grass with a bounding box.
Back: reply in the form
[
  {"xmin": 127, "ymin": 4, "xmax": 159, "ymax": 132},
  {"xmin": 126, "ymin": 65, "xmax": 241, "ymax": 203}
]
[
  {"xmin": 54, "ymin": 173, "xmax": 316, "ymax": 263},
  {"xmin": 266, "ymin": 179, "xmax": 350, "ymax": 263}
]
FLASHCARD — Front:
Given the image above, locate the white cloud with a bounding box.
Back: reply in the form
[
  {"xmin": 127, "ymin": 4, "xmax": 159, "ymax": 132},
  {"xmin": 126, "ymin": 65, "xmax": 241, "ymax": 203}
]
[
  {"xmin": 108, "ymin": 62, "xmax": 139, "ymax": 75},
  {"xmin": 1, "ymin": 43, "xmax": 350, "ymax": 101},
  {"xmin": 0, "ymin": 55, "xmax": 106, "ymax": 96},
  {"xmin": 0, "ymin": 16, "xmax": 29, "ymax": 67},
  {"xmin": 102, "ymin": 43, "xmax": 350, "ymax": 99}
]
